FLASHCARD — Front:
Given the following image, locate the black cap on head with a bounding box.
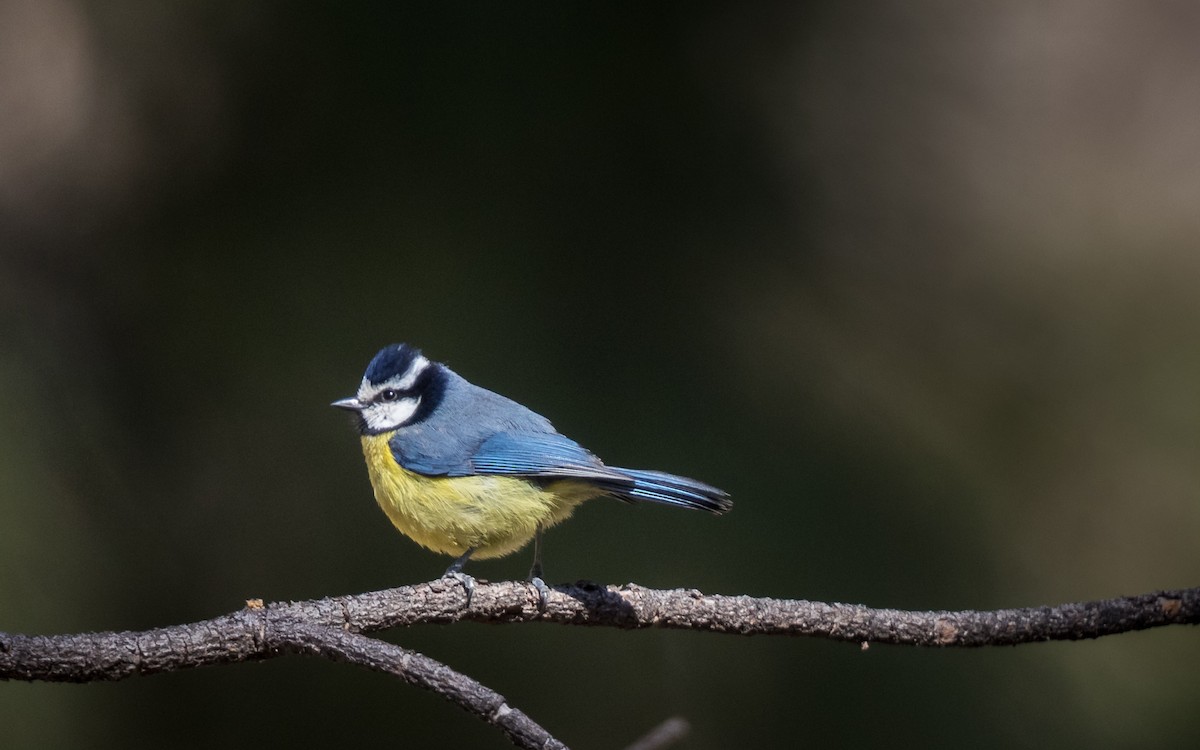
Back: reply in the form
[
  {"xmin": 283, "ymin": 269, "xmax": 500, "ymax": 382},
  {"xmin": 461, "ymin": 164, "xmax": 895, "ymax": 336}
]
[{"xmin": 363, "ymin": 343, "xmax": 423, "ymax": 385}]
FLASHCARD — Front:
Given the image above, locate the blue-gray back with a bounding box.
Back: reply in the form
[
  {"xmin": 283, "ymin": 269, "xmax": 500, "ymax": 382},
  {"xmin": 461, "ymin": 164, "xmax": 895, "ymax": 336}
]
[{"xmin": 388, "ymin": 365, "xmax": 571, "ymax": 476}]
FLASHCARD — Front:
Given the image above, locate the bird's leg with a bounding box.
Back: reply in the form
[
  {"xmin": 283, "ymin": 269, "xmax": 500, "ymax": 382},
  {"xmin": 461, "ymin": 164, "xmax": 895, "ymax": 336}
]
[
  {"xmin": 528, "ymin": 526, "xmax": 545, "ymax": 580},
  {"xmin": 527, "ymin": 525, "xmax": 549, "ymax": 612},
  {"xmin": 442, "ymin": 547, "xmax": 477, "ymax": 606}
]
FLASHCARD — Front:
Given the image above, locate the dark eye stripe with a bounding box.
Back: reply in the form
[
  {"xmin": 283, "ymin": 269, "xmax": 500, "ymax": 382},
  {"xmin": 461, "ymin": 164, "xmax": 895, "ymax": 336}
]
[{"xmin": 405, "ymin": 364, "xmax": 445, "ymax": 426}]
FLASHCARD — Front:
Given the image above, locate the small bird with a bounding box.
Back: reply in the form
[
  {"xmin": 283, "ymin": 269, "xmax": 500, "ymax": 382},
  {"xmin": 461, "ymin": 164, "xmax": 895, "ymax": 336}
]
[{"xmin": 333, "ymin": 343, "xmax": 730, "ymax": 601}]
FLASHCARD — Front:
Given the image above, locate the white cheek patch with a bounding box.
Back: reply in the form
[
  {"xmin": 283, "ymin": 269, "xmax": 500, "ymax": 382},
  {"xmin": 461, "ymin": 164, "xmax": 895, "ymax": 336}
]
[{"xmin": 362, "ymin": 396, "xmax": 422, "ymax": 431}]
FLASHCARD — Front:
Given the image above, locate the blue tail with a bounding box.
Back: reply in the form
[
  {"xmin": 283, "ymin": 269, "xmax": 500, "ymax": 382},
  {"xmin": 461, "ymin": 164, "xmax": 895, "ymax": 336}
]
[{"xmin": 600, "ymin": 468, "xmax": 731, "ymax": 514}]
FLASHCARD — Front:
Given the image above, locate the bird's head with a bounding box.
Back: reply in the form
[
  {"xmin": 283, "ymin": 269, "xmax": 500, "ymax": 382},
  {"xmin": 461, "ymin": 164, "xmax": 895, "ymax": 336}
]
[{"xmin": 332, "ymin": 343, "xmax": 443, "ymax": 434}]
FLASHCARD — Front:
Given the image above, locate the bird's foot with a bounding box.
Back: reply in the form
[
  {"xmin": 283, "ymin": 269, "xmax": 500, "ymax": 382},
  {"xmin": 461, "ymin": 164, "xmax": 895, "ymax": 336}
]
[
  {"xmin": 442, "ymin": 570, "xmax": 476, "ymax": 607},
  {"xmin": 526, "ymin": 530, "xmax": 548, "ymax": 611},
  {"xmin": 528, "ymin": 576, "xmax": 550, "ymax": 613},
  {"xmin": 441, "ymin": 547, "xmax": 477, "ymax": 607}
]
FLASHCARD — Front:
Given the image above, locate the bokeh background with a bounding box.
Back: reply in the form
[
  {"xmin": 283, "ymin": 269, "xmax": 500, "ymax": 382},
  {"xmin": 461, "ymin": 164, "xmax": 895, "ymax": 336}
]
[{"xmin": 3, "ymin": 2, "xmax": 1199, "ymax": 748}]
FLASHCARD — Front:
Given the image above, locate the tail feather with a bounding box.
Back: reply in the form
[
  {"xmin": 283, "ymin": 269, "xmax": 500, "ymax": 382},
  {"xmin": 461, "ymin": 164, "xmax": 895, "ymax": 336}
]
[{"xmin": 601, "ymin": 468, "xmax": 731, "ymax": 514}]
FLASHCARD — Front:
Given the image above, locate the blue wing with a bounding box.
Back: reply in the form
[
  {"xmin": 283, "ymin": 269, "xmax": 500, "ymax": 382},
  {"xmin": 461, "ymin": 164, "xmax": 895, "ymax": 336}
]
[
  {"xmin": 390, "ymin": 429, "xmax": 608, "ymax": 478},
  {"xmin": 467, "ymin": 431, "xmax": 732, "ymax": 511},
  {"xmin": 465, "ymin": 432, "xmax": 618, "ymax": 479},
  {"xmin": 395, "ymin": 430, "xmax": 730, "ymax": 513}
]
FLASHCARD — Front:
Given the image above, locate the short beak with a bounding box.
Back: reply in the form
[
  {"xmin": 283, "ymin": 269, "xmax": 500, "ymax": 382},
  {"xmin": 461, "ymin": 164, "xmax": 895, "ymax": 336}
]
[{"xmin": 331, "ymin": 397, "xmax": 364, "ymax": 412}]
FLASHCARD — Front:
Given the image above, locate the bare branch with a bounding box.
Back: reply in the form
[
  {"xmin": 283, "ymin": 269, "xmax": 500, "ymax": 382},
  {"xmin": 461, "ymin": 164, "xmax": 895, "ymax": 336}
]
[
  {"xmin": 274, "ymin": 579, "xmax": 1200, "ymax": 646},
  {"xmin": 275, "ymin": 621, "xmax": 565, "ymax": 750},
  {"xmin": 4, "ymin": 583, "xmax": 1196, "ymax": 681},
  {"xmin": 0, "ymin": 603, "xmax": 566, "ymax": 750},
  {"xmin": 2, "ymin": 581, "xmax": 1196, "ymax": 747}
]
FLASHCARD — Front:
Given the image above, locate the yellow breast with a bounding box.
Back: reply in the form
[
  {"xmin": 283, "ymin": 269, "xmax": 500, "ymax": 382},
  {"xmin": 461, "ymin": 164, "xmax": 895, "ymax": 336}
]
[{"xmin": 359, "ymin": 433, "xmax": 600, "ymax": 559}]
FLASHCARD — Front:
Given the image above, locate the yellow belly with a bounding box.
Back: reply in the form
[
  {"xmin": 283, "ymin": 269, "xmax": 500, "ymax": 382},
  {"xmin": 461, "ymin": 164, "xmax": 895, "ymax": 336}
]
[{"xmin": 360, "ymin": 433, "xmax": 600, "ymax": 559}]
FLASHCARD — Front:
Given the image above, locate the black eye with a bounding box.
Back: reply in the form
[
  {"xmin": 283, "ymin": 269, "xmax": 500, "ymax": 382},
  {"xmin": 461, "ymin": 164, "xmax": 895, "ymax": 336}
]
[{"xmin": 379, "ymin": 389, "xmax": 400, "ymax": 402}]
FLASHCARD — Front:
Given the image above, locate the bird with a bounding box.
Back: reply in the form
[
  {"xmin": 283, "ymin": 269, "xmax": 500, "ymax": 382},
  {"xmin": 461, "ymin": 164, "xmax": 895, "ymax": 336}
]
[{"xmin": 332, "ymin": 343, "xmax": 731, "ymax": 603}]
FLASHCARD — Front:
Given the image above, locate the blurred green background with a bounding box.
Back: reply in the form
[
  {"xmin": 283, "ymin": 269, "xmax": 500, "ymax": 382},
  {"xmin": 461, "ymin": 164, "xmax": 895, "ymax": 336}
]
[{"xmin": 3, "ymin": 2, "xmax": 1199, "ymax": 748}]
